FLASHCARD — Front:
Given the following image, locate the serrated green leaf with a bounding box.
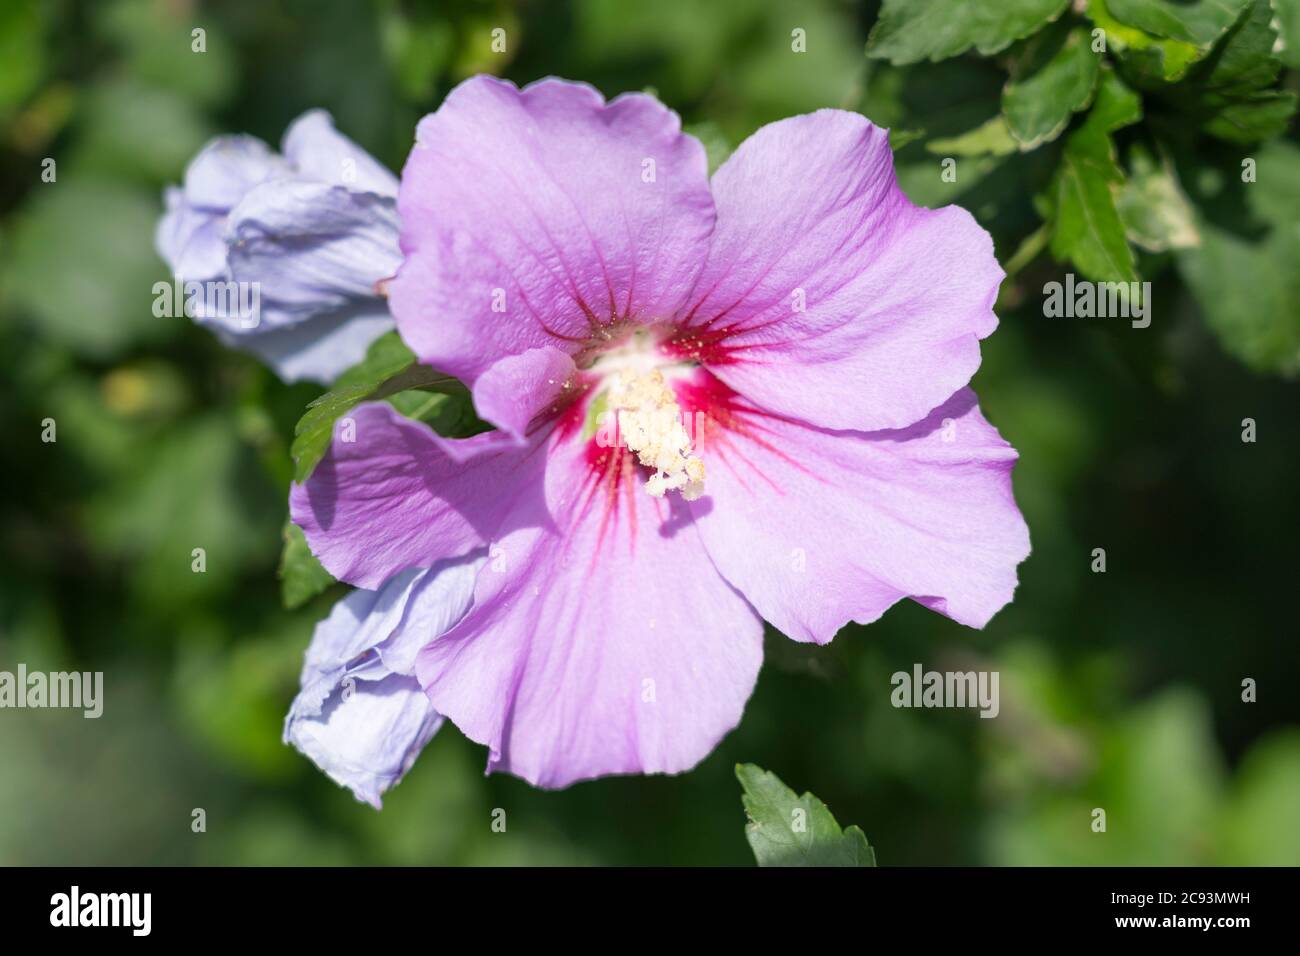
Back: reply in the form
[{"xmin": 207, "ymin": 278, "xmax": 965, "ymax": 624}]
[
  {"xmin": 1196, "ymin": 0, "xmax": 1285, "ymax": 93},
  {"xmin": 290, "ymin": 330, "xmax": 463, "ymax": 483},
  {"xmin": 335, "ymin": 329, "xmax": 418, "ymax": 389},
  {"xmin": 1048, "ymin": 70, "xmax": 1142, "ymax": 283},
  {"xmin": 1083, "ymin": 68, "xmax": 1145, "ymax": 131},
  {"xmin": 1118, "ymin": 144, "xmax": 1200, "ymax": 251},
  {"xmin": 1202, "ymin": 90, "xmax": 1298, "ymax": 141},
  {"xmin": 1173, "ymin": 0, "xmax": 1298, "ymax": 142},
  {"xmin": 736, "ymin": 763, "xmax": 877, "ymax": 867},
  {"xmin": 866, "ymin": 0, "xmax": 1070, "ymax": 65},
  {"xmin": 1086, "ymin": 0, "xmax": 1204, "ymax": 82},
  {"xmin": 1107, "ymin": 0, "xmax": 1251, "ymax": 46},
  {"xmin": 279, "ymin": 519, "xmax": 335, "ymax": 610},
  {"xmin": 1003, "ymin": 28, "xmax": 1102, "ymax": 149}
]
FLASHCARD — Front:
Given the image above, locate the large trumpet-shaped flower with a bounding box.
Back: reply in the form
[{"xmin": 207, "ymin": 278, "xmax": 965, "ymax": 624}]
[{"xmin": 291, "ymin": 76, "xmax": 1030, "ymax": 790}]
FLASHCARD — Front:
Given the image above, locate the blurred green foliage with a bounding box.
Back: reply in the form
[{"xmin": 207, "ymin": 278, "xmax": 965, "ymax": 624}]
[{"xmin": 0, "ymin": 0, "xmax": 1297, "ymax": 865}]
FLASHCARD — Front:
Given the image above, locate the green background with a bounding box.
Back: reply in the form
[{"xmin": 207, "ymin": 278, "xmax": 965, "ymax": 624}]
[{"xmin": 1, "ymin": 0, "xmax": 1297, "ymax": 865}]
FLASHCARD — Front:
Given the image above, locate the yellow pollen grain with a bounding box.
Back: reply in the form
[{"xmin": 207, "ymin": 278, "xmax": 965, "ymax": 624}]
[{"xmin": 606, "ymin": 368, "xmax": 705, "ymax": 501}]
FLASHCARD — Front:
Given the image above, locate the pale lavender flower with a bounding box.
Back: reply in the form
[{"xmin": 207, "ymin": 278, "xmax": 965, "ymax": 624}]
[{"xmin": 157, "ymin": 111, "xmax": 399, "ymax": 383}]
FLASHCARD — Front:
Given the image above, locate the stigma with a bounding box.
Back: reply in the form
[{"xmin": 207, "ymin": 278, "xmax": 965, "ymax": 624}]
[{"xmin": 606, "ymin": 367, "xmax": 705, "ymax": 501}]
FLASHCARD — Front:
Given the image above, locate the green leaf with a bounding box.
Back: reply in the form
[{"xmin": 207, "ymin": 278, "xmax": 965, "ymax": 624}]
[
  {"xmin": 866, "ymin": 0, "xmax": 1070, "ymax": 65},
  {"xmin": 1117, "ymin": 144, "xmax": 1200, "ymax": 251},
  {"xmin": 1003, "ymin": 28, "xmax": 1102, "ymax": 149},
  {"xmin": 87, "ymin": 415, "xmax": 275, "ymax": 607},
  {"xmin": 736, "ymin": 764, "xmax": 877, "ymax": 866},
  {"xmin": 1274, "ymin": 0, "xmax": 1300, "ymax": 67},
  {"xmin": 1083, "ymin": 68, "xmax": 1145, "ymax": 131},
  {"xmin": 1244, "ymin": 139, "xmax": 1300, "ymax": 226},
  {"xmin": 1048, "ymin": 70, "xmax": 1143, "ymax": 283},
  {"xmin": 1086, "ymin": 0, "xmax": 1204, "ymax": 82},
  {"xmin": 379, "ymin": 3, "xmax": 453, "ymax": 102},
  {"xmin": 927, "ymin": 115, "xmax": 1019, "ymax": 156},
  {"xmin": 1107, "ymin": 0, "xmax": 1251, "ymax": 46},
  {"xmin": 290, "ymin": 331, "xmax": 462, "ymax": 483},
  {"xmin": 1220, "ymin": 731, "xmax": 1300, "ymax": 865},
  {"xmin": 96, "ymin": 0, "xmax": 235, "ymax": 108},
  {"xmin": 1173, "ymin": 139, "xmax": 1300, "ymax": 371},
  {"xmin": 1201, "ymin": 90, "xmax": 1298, "ymax": 142},
  {"xmin": 1176, "ymin": 141, "xmax": 1300, "ymax": 375},
  {"xmin": 0, "ymin": 0, "xmax": 45, "ymax": 117},
  {"xmin": 279, "ymin": 519, "xmax": 335, "ymax": 610},
  {"xmin": 1174, "ymin": 0, "xmax": 1298, "ymax": 143},
  {"xmin": 888, "ymin": 127, "xmax": 927, "ymax": 151},
  {"xmin": 5, "ymin": 179, "xmax": 177, "ymax": 358},
  {"xmin": 71, "ymin": 78, "xmax": 216, "ymax": 183},
  {"xmin": 386, "ymin": 388, "xmax": 487, "ymax": 437}
]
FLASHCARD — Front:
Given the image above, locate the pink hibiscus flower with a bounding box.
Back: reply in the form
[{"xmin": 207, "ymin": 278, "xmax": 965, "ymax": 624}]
[{"xmin": 291, "ymin": 75, "xmax": 1030, "ymax": 790}]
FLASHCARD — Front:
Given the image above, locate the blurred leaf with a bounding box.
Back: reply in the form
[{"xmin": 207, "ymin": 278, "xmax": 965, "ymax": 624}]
[
  {"xmin": 1244, "ymin": 139, "xmax": 1300, "ymax": 225},
  {"xmin": 279, "ymin": 519, "xmax": 335, "ymax": 610},
  {"xmin": 684, "ymin": 121, "xmax": 734, "ymax": 175},
  {"xmin": 576, "ymin": 0, "xmax": 764, "ymax": 101},
  {"xmin": 1087, "ymin": 0, "xmax": 1203, "ymax": 82},
  {"xmin": 888, "ymin": 127, "xmax": 926, "ymax": 151},
  {"xmin": 927, "ymin": 115, "xmax": 1019, "ymax": 156},
  {"xmin": 867, "ymin": 0, "xmax": 1070, "ymax": 65},
  {"xmin": 70, "ymin": 79, "xmax": 215, "ymax": 183},
  {"xmin": 198, "ymin": 806, "xmax": 355, "ymax": 866},
  {"xmin": 727, "ymin": 0, "xmax": 864, "ymax": 120},
  {"xmin": 1275, "ymin": 0, "xmax": 1300, "ymax": 67},
  {"xmin": 736, "ymin": 763, "xmax": 876, "ymax": 866},
  {"xmin": 987, "ymin": 688, "xmax": 1225, "ymax": 865},
  {"xmin": 1003, "ymin": 28, "xmax": 1102, "ymax": 149},
  {"xmin": 1220, "ymin": 731, "xmax": 1300, "ymax": 865},
  {"xmin": 88, "ymin": 414, "xmax": 274, "ymax": 604},
  {"xmin": 1048, "ymin": 70, "xmax": 1142, "ymax": 283},
  {"xmin": 1199, "ymin": 90, "xmax": 1298, "ymax": 142},
  {"xmin": 1180, "ymin": 222, "xmax": 1300, "ymax": 374},
  {"xmin": 379, "ymin": 0, "xmax": 453, "ymax": 101},
  {"xmin": 96, "ymin": 0, "xmax": 236, "ymax": 107},
  {"xmin": 451, "ymin": 10, "xmax": 522, "ymax": 79},
  {"xmin": 356, "ymin": 737, "xmax": 483, "ymax": 864},
  {"xmin": 1107, "ymin": 0, "xmax": 1251, "ymax": 45},
  {"xmin": 1118, "ymin": 143, "xmax": 1200, "ymax": 251},
  {"xmin": 5, "ymin": 178, "xmax": 176, "ymax": 358},
  {"xmin": 1180, "ymin": 141, "xmax": 1300, "ymax": 374},
  {"xmin": 176, "ymin": 625, "xmax": 308, "ymax": 778},
  {"xmin": 0, "ymin": 0, "xmax": 45, "ymax": 117}
]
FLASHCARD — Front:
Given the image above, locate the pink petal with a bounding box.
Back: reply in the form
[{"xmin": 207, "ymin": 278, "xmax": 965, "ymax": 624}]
[
  {"xmin": 471, "ymin": 346, "xmax": 577, "ymax": 441},
  {"xmin": 675, "ymin": 110, "xmax": 1003, "ymax": 432},
  {"xmin": 684, "ymin": 380, "xmax": 1030, "ymax": 641},
  {"xmin": 416, "ymin": 434, "xmax": 764, "ymax": 789},
  {"xmin": 390, "ymin": 75, "xmax": 716, "ymax": 386},
  {"xmin": 289, "ymin": 402, "xmax": 551, "ymax": 588}
]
